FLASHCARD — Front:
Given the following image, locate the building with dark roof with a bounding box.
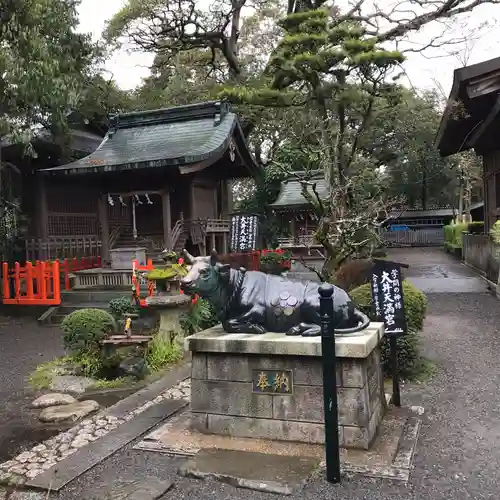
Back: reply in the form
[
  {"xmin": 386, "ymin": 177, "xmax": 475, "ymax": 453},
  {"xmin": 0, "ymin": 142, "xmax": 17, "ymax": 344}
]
[
  {"xmin": 268, "ymin": 171, "xmax": 326, "ymax": 252},
  {"xmin": 436, "ymin": 56, "xmax": 500, "ymax": 231},
  {"xmin": 27, "ymin": 101, "xmax": 260, "ymax": 262}
]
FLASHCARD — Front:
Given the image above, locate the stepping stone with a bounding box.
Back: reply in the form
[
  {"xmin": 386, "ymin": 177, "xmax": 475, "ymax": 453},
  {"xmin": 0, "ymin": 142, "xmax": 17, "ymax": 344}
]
[
  {"xmin": 96, "ymin": 476, "xmax": 173, "ymax": 500},
  {"xmin": 50, "ymin": 375, "xmax": 96, "ymax": 395},
  {"xmin": 179, "ymin": 449, "xmax": 321, "ymax": 495},
  {"xmin": 31, "ymin": 393, "xmax": 77, "ymax": 409},
  {"xmin": 39, "ymin": 400, "xmax": 99, "ymax": 423}
]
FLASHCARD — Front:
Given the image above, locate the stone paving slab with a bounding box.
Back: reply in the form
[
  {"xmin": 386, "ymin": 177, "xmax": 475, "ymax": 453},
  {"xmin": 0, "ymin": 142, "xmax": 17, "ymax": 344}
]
[
  {"xmin": 26, "ymin": 399, "xmax": 187, "ymax": 492},
  {"xmin": 86, "ymin": 476, "xmax": 174, "ymax": 500},
  {"xmin": 179, "ymin": 449, "xmax": 321, "ymax": 495},
  {"xmin": 135, "ymin": 407, "xmax": 421, "ymax": 482},
  {"xmin": 0, "ymin": 490, "xmax": 45, "ymax": 500}
]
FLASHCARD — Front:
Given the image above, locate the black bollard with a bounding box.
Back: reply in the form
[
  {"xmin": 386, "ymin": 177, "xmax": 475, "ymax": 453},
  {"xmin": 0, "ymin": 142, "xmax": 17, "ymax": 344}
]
[{"xmin": 319, "ymin": 283, "xmax": 341, "ymax": 484}]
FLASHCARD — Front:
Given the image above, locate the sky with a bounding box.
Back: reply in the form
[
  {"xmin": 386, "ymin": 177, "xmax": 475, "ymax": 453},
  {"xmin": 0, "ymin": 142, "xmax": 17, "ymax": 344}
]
[{"xmin": 77, "ymin": 0, "xmax": 500, "ymax": 100}]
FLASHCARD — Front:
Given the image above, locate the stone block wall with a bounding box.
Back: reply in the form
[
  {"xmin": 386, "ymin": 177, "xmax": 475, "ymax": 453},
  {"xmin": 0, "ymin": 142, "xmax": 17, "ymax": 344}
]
[{"xmin": 190, "ymin": 347, "xmax": 385, "ymax": 449}]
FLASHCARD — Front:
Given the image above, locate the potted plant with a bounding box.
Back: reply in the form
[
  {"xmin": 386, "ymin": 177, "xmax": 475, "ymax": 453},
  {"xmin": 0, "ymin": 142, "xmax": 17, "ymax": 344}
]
[
  {"xmin": 259, "ymin": 249, "xmax": 292, "ymax": 275},
  {"xmin": 143, "ymin": 252, "xmax": 188, "ymax": 295}
]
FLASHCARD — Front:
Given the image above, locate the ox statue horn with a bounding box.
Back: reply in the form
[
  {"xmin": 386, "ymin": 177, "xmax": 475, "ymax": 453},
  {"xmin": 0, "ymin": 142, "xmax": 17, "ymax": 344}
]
[
  {"xmin": 210, "ymin": 249, "xmax": 218, "ymax": 267},
  {"xmin": 182, "ymin": 249, "xmax": 195, "ymax": 265}
]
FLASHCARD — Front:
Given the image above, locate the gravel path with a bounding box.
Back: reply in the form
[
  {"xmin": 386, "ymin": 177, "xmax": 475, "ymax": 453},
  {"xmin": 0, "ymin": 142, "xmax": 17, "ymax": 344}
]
[
  {"xmin": 54, "ymin": 249, "xmax": 500, "ymax": 499},
  {"xmin": 0, "ymin": 316, "xmax": 64, "ymax": 462}
]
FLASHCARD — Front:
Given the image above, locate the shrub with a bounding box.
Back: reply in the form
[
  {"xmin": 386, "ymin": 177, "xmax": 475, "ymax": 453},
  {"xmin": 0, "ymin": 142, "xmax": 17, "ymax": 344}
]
[
  {"xmin": 333, "ymin": 259, "xmax": 373, "ymax": 292},
  {"xmin": 181, "ymin": 299, "xmax": 218, "ymax": 336},
  {"xmin": 61, "ymin": 308, "xmax": 116, "ymax": 354},
  {"xmin": 444, "ymin": 223, "xmax": 468, "ymax": 249},
  {"xmin": 108, "ymin": 296, "xmax": 140, "ymax": 320},
  {"xmin": 350, "ymin": 280, "xmax": 428, "ymax": 379},
  {"xmin": 145, "ymin": 335, "xmax": 182, "ymax": 372}
]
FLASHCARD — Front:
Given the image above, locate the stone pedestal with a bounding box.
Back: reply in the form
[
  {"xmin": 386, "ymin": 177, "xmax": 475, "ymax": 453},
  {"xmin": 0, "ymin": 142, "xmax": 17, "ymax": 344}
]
[
  {"xmin": 185, "ymin": 323, "xmax": 386, "ymax": 450},
  {"xmin": 146, "ymin": 294, "xmax": 191, "ymax": 342}
]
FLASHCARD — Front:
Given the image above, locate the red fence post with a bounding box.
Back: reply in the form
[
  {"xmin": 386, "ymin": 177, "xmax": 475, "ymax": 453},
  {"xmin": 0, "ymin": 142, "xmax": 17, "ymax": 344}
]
[
  {"xmin": 25, "ymin": 262, "xmax": 34, "ymax": 300},
  {"xmin": 14, "ymin": 262, "xmax": 21, "ymax": 299},
  {"xmin": 52, "ymin": 260, "xmax": 61, "ymax": 304},
  {"xmin": 2, "ymin": 262, "xmax": 9, "ymax": 300},
  {"xmin": 39, "ymin": 262, "xmax": 47, "ymax": 300}
]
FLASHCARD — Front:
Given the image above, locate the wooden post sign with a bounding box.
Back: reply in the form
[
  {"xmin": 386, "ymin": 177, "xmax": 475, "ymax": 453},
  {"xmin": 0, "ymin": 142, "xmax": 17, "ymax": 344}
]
[{"xmin": 371, "ymin": 259, "xmax": 409, "ymax": 407}]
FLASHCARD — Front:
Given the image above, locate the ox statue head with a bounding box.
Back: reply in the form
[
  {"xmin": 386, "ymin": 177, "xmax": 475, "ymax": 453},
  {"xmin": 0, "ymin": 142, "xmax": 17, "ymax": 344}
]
[{"xmin": 180, "ymin": 249, "xmax": 231, "ymax": 301}]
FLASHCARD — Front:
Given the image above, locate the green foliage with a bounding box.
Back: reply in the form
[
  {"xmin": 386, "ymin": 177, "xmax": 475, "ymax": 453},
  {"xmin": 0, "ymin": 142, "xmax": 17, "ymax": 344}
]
[
  {"xmin": 71, "ymin": 350, "xmax": 104, "ymax": 378},
  {"xmin": 145, "ymin": 335, "xmax": 183, "ymax": 372},
  {"xmin": 146, "ymin": 264, "xmax": 188, "ymax": 280},
  {"xmin": 260, "ymin": 250, "xmax": 292, "ymax": 265},
  {"xmin": 350, "ymin": 280, "xmax": 428, "ymax": 378},
  {"xmin": 109, "ymin": 297, "xmax": 140, "ymax": 320},
  {"xmin": 491, "ymin": 221, "xmax": 500, "ymax": 245},
  {"xmin": 444, "ymin": 223, "xmax": 468, "ymax": 250},
  {"xmin": 61, "ymin": 309, "xmax": 117, "ymax": 354},
  {"xmin": 181, "ymin": 299, "xmax": 218, "ymax": 336},
  {"xmin": 89, "ymin": 377, "xmax": 135, "ymax": 390},
  {"xmin": 0, "ymin": 0, "xmax": 97, "ymax": 141},
  {"xmin": 28, "ymin": 356, "xmax": 73, "ymax": 389}
]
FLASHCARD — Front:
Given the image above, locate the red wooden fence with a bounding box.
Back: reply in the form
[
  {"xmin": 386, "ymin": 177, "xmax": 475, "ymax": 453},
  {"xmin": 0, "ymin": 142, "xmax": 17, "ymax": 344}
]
[
  {"xmin": 2, "ymin": 252, "xmax": 264, "ymax": 307},
  {"xmin": 2, "ymin": 261, "xmax": 61, "ymax": 305},
  {"xmin": 60, "ymin": 256, "xmax": 101, "ymax": 291},
  {"xmin": 2, "ymin": 256, "xmax": 102, "ymax": 305}
]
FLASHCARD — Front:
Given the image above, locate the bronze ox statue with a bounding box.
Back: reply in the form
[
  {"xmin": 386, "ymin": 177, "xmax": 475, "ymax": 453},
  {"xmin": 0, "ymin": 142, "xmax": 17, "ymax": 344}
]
[{"xmin": 177, "ymin": 249, "xmax": 370, "ymax": 337}]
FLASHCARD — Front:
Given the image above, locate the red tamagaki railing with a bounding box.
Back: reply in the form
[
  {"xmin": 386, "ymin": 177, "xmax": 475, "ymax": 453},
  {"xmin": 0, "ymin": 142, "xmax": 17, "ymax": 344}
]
[{"xmin": 2, "ymin": 256, "xmax": 101, "ymax": 305}]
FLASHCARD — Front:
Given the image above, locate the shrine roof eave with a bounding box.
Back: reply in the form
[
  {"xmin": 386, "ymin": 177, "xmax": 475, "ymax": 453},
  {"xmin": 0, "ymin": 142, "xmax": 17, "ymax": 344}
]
[
  {"xmin": 436, "ymin": 56, "xmax": 500, "ymax": 157},
  {"xmin": 269, "ymin": 177, "xmax": 329, "ymax": 209},
  {"xmin": 38, "ymin": 102, "xmax": 260, "ymax": 178}
]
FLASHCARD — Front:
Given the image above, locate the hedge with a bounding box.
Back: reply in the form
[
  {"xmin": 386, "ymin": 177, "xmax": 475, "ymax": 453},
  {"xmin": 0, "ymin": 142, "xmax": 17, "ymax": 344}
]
[
  {"xmin": 350, "ymin": 280, "xmax": 427, "ymax": 379},
  {"xmin": 444, "ymin": 221, "xmax": 485, "ymax": 251},
  {"xmin": 444, "ymin": 223, "xmax": 467, "ymax": 250},
  {"xmin": 61, "ymin": 308, "xmax": 116, "ymax": 354}
]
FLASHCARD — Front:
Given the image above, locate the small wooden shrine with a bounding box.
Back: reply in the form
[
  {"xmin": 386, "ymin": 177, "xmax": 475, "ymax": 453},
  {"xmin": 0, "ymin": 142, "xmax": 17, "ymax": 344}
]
[
  {"xmin": 269, "ymin": 171, "xmax": 327, "ymax": 256},
  {"xmin": 33, "ymin": 101, "xmax": 259, "ymax": 264}
]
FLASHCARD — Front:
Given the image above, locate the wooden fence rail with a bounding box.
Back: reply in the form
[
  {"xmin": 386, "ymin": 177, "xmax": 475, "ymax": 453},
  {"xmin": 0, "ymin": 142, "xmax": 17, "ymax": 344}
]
[{"xmin": 25, "ymin": 236, "xmax": 102, "ymax": 262}]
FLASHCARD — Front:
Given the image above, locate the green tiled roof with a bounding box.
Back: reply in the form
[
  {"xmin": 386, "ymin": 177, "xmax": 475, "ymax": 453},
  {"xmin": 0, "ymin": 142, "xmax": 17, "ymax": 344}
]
[
  {"xmin": 270, "ymin": 174, "xmax": 329, "ymax": 209},
  {"xmin": 41, "ymin": 101, "xmax": 257, "ymax": 176}
]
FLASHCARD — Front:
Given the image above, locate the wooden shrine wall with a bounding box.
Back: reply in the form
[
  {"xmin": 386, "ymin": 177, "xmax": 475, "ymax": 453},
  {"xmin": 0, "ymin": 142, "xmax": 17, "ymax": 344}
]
[{"xmin": 46, "ymin": 185, "xmax": 99, "ymax": 237}]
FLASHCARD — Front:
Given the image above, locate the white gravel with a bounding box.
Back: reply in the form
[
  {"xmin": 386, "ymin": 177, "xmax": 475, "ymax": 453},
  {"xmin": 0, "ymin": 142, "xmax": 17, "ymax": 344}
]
[{"xmin": 0, "ymin": 378, "xmax": 191, "ymax": 483}]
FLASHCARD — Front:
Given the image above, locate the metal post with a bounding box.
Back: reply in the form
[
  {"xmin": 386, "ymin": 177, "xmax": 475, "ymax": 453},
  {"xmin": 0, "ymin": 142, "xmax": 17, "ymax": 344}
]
[
  {"xmin": 390, "ymin": 335, "xmax": 401, "ymax": 407},
  {"xmin": 319, "ymin": 283, "xmax": 341, "ymax": 484}
]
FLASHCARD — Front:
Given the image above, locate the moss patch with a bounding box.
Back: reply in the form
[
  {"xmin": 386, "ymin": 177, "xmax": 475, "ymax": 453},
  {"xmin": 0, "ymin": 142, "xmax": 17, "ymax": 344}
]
[
  {"xmin": 146, "ymin": 264, "xmax": 187, "ymax": 280},
  {"xmin": 88, "ymin": 377, "xmax": 136, "ymax": 390},
  {"xmin": 28, "ymin": 356, "xmax": 73, "ymax": 390}
]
